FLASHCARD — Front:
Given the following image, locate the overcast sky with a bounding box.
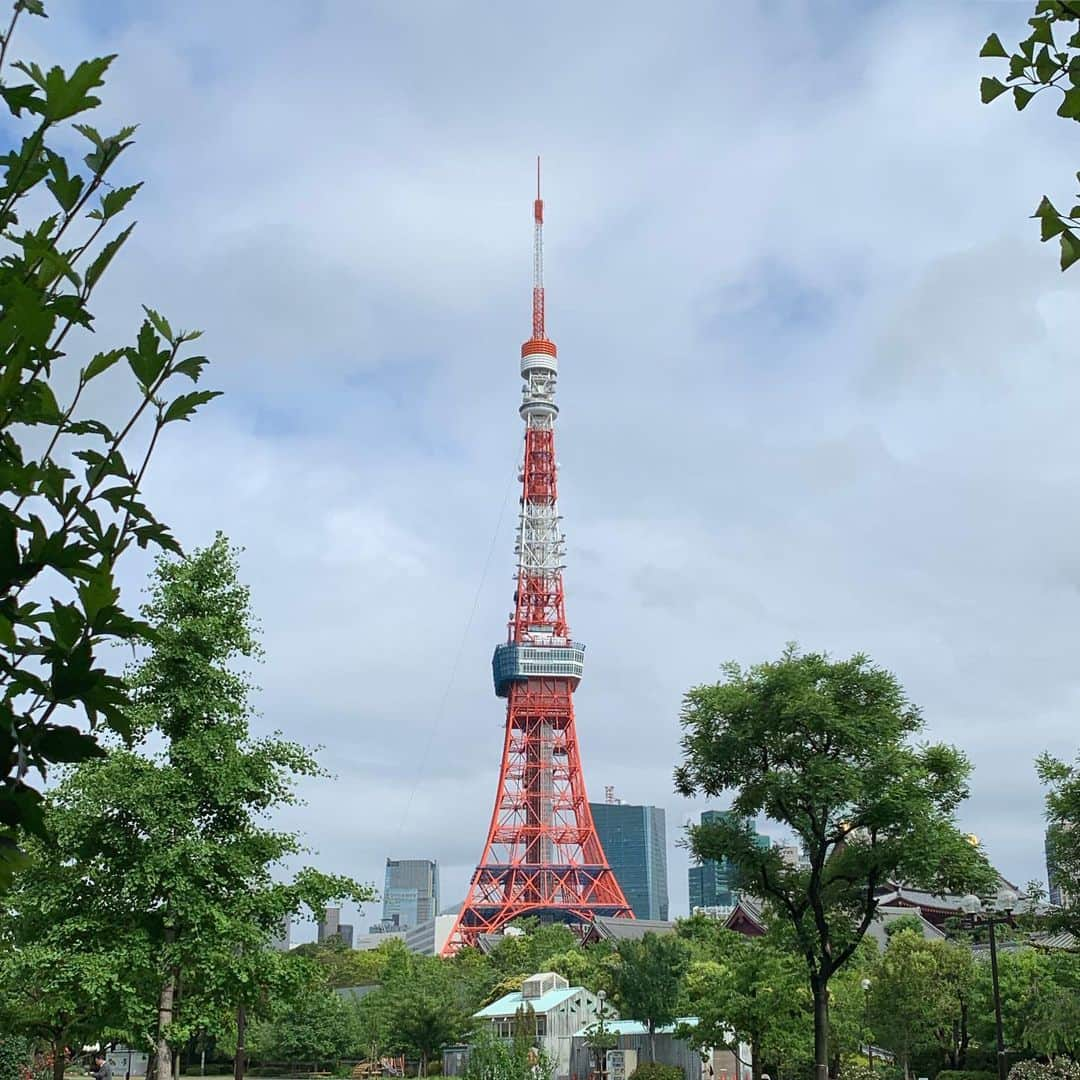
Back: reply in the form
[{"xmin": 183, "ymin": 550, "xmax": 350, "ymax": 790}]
[{"xmin": 22, "ymin": 0, "xmax": 1080, "ymax": 935}]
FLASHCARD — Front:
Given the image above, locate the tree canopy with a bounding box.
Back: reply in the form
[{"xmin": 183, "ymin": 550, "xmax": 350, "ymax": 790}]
[
  {"xmin": 610, "ymin": 932, "xmax": 690, "ymax": 1062},
  {"xmin": 0, "ymin": 537, "xmax": 371, "ymax": 1078},
  {"xmin": 675, "ymin": 647, "xmax": 994, "ymax": 1080}
]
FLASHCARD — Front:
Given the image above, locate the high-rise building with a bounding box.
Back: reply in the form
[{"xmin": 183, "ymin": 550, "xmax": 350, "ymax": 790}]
[
  {"xmin": 590, "ymin": 798, "xmax": 669, "ymax": 920},
  {"xmin": 1046, "ymin": 825, "xmax": 1072, "ymax": 908},
  {"xmin": 317, "ymin": 905, "xmax": 354, "ymax": 946},
  {"xmin": 382, "ymin": 859, "xmax": 440, "ymax": 930},
  {"xmin": 688, "ymin": 810, "xmax": 770, "ymax": 911},
  {"xmin": 444, "ymin": 165, "xmax": 633, "ymax": 953},
  {"xmin": 270, "ymin": 915, "xmax": 291, "ymax": 952},
  {"xmin": 317, "ymin": 905, "xmax": 340, "ymax": 943}
]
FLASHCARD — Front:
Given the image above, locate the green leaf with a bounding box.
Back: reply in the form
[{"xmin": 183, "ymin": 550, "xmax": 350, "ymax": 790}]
[
  {"xmin": 1014, "ymin": 86, "xmax": 1036, "ymax": 110},
  {"xmin": 1036, "ymin": 195, "xmax": 1060, "ymax": 218},
  {"xmin": 1035, "ymin": 45, "xmax": 1059, "ymax": 83},
  {"xmin": 35, "ymin": 725, "xmax": 105, "ymax": 763},
  {"xmin": 42, "ymin": 55, "xmax": 115, "ymax": 124},
  {"xmin": 979, "ymin": 33, "xmax": 1009, "ymax": 59},
  {"xmin": 78, "ymin": 572, "xmax": 119, "ymax": 622},
  {"xmin": 174, "ymin": 355, "xmax": 209, "ymax": 382},
  {"xmin": 48, "ymin": 600, "xmax": 84, "ymax": 649},
  {"xmin": 1058, "ymin": 86, "xmax": 1080, "ymax": 119},
  {"xmin": 86, "ymin": 181, "xmax": 141, "ymax": 222},
  {"xmin": 0, "ymin": 82, "xmax": 44, "ymax": 117},
  {"xmin": 981, "ymin": 76, "xmax": 1009, "ymax": 103},
  {"xmin": 127, "ymin": 320, "xmax": 167, "ymax": 387},
  {"xmin": 142, "ymin": 306, "xmax": 174, "ymax": 345},
  {"xmin": 83, "ymin": 348, "xmax": 124, "ymax": 382},
  {"xmin": 16, "ymin": 0, "xmax": 47, "ymax": 15},
  {"xmin": 1040, "ymin": 212, "xmax": 1067, "ymax": 241},
  {"xmin": 22, "ymin": 380, "xmax": 63, "ymax": 425},
  {"xmin": 44, "ymin": 151, "xmax": 84, "ymax": 212},
  {"xmin": 162, "ymin": 390, "xmax": 222, "ymax": 424},
  {"xmin": 1030, "ymin": 16, "xmax": 1056, "ymax": 47},
  {"xmin": 84, "ymin": 221, "xmax": 134, "ymax": 292},
  {"xmin": 1060, "ymin": 228, "xmax": 1080, "ymax": 270}
]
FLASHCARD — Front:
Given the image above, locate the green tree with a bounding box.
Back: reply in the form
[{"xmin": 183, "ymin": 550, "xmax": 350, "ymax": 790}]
[
  {"xmin": 247, "ymin": 982, "xmax": 361, "ymax": 1064},
  {"xmin": 980, "ymin": 1, "xmax": 1080, "ymax": 269},
  {"xmin": 1038, "ymin": 751, "xmax": 1080, "ymax": 935},
  {"xmin": 485, "ymin": 921, "xmax": 581, "ymax": 983},
  {"xmin": 0, "ymin": 931, "xmax": 151, "ymax": 1080},
  {"xmin": 359, "ymin": 954, "xmax": 476, "ymax": 1076},
  {"xmin": 610, "ymin": 932, "xmax": 690, "ymax": 1062},
  {"xmin": 867, "ymin": 931, "xmax": 957, "ymax": 1080},
  {"xmin": 1, "ymin": 538, "xmax": 372, "ymax": 1077},
  {"xmin": 0, "ymin": 0, "xmax": 219, "ymax": 882},
  {"xmin": 674, "ymin": 648, "xmax": 993, "ymax": 1080},
  {"xmin": 678, "ymin": 923, "xmax": 810, "ymax": 1080},
  {"xmin": 970, "ymin": 946, "xmax": 1080, "ymax": 1060}
]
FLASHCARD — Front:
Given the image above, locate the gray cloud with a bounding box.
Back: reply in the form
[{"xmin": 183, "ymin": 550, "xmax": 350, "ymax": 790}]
[{"xmin": 37, "ymin": 0, "xmax": 1080, "ymax": 932}]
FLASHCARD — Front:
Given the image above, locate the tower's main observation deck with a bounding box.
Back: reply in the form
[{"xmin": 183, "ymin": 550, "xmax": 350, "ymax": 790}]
[{"xmin": 442, "ymin": 163, "xmax": 633, "ymax": 954}]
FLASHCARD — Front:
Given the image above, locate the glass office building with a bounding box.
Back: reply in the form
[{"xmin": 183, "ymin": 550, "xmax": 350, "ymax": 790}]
[
  {"xmin": 590, "ymin": 801, "xmax": 669, "ymax": 920},
  {"xmin": 688, "ymin": 810, "xmax": 771, "ymax": 911},
  {"xmin": 382, "ymin": 858, "xmax": 440, "ymax": 929}
]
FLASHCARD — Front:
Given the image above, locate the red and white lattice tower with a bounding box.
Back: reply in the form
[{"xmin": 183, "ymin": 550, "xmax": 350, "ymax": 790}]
[{"xmin": 443, "ymin": 162, "xmax": 633, "ymax": 953}]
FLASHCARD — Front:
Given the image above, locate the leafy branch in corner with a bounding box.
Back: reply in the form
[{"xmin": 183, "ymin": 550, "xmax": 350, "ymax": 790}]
[
  {"xmin": 981, "ymin": 0, "xmax": 1080, "ymax": 269},
  {"xmin": 0, "ymin": 0, "xmax": 220, "ymax": 884}
]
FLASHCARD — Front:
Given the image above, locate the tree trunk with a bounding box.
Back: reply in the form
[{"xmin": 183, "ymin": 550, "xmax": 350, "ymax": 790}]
[
  {"xmin": 155, "ymin": 970, "xmax": 177, "ymax": 1080},
  {"xmin": 750, "ymin": 1038, "xmax": 763, "ymax": 1080},
  {"xmin": 958, "ymin": 1003, "xmax": 969, "ymax": 1069},
  {"xmin": 233, "ymin": 1005, "xmax": 246, "ymax": 1080},
  {"xmin": 811, "ymin": 975, "xmax": 829, "ymax": 1080},
  {"xmin": 648, "ymin": 1024, "xmax": 656, "ymax": 1063},
  {"xmin": 52, "ymin": 1037, "xmax": 66, "ymax": 1080}
]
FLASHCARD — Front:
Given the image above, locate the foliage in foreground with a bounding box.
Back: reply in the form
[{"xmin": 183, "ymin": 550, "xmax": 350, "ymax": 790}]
[
  {"xmin": 0, "ymin": 0, "xmax": 219, "ymax": 884},
  {"xmin": 980, "ymin": 1, "xmax": 1080, "ymax": 269}
]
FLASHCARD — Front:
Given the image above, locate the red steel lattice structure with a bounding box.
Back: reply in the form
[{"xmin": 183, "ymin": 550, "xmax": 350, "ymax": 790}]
[{"xmin": 443, "ymin": 163, "xmax": 633, "ymax": 954}]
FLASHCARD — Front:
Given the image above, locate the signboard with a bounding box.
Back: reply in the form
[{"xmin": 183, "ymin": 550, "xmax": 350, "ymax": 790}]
[
  {"xmin": 105, "ymin": 1049, "xmax": 148, "ymax": 1078},
  {"xmin": 607, "ymin": 1050, "xmax": 638, "ymax": 1080}
]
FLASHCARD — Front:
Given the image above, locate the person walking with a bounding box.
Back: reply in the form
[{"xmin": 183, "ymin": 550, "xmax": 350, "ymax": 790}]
[{"xmin": 90, "ymin": 1054, "xmax": 112, "ymax": 1080}]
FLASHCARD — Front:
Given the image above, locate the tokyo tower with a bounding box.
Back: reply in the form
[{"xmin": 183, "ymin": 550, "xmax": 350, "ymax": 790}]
[{"xmin": 443, "ymin": 163, "xmax": 633, "ymax": 953}]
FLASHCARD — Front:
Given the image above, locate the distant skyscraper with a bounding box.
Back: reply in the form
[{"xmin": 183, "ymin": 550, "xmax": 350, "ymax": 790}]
[
  {"xmin": 270, "ymin": 915, "xmax": 291, "ymax": 951},
  {"xmin": 688, "ymin": 810, "xmax": 770, "ymax": 911},
  {"xmin": 382, "ymin": 859, "xmax": 440, "ymax": 930},
  {"xmin": 317, "ymin": 905, "xmax": 353, "ymax": 946},
  {"xmin": 1046, "ymin": 825, "xmax": 1072, "ymax": 908},
  {"xmin": 317, "ymin": 905, "xmax": 340, "ymax": 943},
  {"xmin": 590, "ymin": 798, "xmax": 669, "ymax": 920}
]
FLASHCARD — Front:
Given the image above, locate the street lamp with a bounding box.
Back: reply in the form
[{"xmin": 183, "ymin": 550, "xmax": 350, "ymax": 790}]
[
  {"xmin": 959, "ymin": 887, "xmax": 1018, "ymax": 1080},
  {"xmin": 592, "ymin": 990, "xmax": 612, "ymax": 1080},
  {"xmin": 860, "ymin": 978, "xmax": 872, "ymax": 1070}
]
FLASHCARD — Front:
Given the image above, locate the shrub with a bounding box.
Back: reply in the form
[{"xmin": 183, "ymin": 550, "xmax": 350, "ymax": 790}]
[
  {"xmin": 840, "ymin": 1064, "xmax": 898, "ymax": 1080},
  {"xmin": 629, "ymin": 1064, "xmax": 683, "ymax": 1080},
  {"xmin": 937, "ymin": 1071, "xmax": 997, "ymax": 1080},
  {"xmin": 0, "ymin": 1038, "xmax": 31, "ymax": 1080},
  {"xmin": 1008, "ymin": 1063, "xmax": 1080, "ymax": 1080}
]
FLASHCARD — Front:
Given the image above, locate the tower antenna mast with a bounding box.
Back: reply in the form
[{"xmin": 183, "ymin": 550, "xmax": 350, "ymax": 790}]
[{"xmin": 533, "ymin": 155, "xmax": 545, "ymax": 341}]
